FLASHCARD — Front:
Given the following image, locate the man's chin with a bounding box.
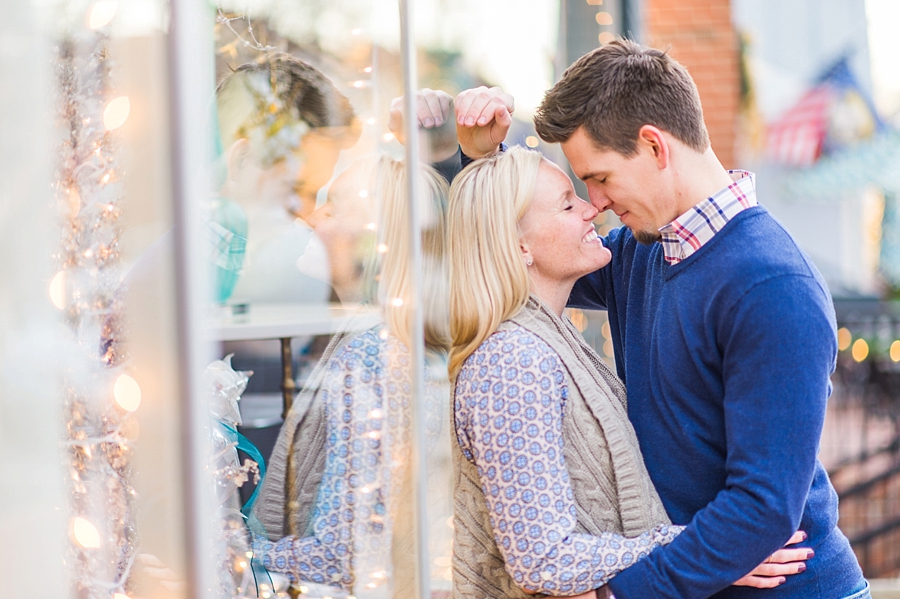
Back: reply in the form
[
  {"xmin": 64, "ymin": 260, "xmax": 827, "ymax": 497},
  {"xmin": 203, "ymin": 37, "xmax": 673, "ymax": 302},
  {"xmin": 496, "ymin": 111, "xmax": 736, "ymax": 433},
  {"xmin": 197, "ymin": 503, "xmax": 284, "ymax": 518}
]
[{"xmin": 632, "ymin": 228, "xmax": 661, "ymax": 246}]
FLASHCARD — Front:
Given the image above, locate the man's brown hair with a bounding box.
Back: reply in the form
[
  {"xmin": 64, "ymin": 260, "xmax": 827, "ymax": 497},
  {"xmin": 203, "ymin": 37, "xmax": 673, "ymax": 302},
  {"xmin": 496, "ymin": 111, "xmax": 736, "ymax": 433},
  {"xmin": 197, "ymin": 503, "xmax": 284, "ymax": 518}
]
[
  {"xmin": 223, "ymin": 53, "xmax": 358, "ymax": 131},
  {"xmin": 534, "ymin": 39, "xmax": 709, "ymax": 155}
]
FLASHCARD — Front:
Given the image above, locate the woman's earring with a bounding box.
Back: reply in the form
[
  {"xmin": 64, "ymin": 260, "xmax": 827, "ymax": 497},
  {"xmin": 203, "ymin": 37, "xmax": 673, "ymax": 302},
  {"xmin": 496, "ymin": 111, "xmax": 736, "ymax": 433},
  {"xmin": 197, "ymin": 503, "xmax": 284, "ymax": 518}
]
[{"xmin": 525, "ymin": 258, "xmax": 533, "ymax": 266}]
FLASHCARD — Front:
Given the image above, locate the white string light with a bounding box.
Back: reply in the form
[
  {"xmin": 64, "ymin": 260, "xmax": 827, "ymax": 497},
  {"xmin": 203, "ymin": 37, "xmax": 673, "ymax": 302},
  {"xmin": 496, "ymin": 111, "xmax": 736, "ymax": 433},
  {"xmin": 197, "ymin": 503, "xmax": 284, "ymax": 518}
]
[
  {"xmin": 216, "ymin": 5, "xmax": 276, "ymax": 52},
  {"xmin": 55, "ymin": 28, "xmax": 138, "ymax": 598}
]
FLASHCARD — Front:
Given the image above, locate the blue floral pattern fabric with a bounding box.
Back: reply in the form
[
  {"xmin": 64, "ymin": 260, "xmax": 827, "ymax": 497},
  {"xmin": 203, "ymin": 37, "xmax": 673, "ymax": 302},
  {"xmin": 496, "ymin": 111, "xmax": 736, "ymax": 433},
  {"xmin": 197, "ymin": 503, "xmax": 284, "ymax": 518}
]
[
  {"xmin": 254, "ymin": 326, "xmax": 411, "ymax": 591},
  {"xmin": 454, "ymin": 326, "xmax": 681, "ymax": 594}
]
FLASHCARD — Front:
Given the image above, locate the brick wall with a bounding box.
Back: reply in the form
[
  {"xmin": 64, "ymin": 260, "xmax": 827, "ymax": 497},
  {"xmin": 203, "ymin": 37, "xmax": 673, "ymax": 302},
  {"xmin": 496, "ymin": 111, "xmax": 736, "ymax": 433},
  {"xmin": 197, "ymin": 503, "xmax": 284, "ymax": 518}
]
[{"xmin": 643, "ymin": 0, "xmax": 740, "ymax": 168}]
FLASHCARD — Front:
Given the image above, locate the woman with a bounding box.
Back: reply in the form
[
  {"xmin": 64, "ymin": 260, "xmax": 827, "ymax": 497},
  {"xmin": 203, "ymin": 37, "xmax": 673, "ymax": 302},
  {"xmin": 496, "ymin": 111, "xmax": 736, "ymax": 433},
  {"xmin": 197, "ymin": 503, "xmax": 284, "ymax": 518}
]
[
  {"xmin": 447, "ymin": 145, "xmax": 802, "ymax": 598},
  {"xmin": 252, "ymin": 154, "xmax": 453, "ymax": 597}
]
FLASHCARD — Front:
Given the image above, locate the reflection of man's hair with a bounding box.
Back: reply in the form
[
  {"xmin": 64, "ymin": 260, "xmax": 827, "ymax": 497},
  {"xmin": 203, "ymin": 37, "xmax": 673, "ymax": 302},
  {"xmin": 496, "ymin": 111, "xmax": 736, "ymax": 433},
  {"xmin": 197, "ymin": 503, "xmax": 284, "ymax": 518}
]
[
  {"xmin": 216, "ymin": 53, "xmax": 360, "ymax": 151},
  {"xmin": 349, "ymin": 154, "xmax": 449, "ymax": 352},
  {"xmin": 447, "ymin": 145, "xmax": 542, "ymax": 376}
]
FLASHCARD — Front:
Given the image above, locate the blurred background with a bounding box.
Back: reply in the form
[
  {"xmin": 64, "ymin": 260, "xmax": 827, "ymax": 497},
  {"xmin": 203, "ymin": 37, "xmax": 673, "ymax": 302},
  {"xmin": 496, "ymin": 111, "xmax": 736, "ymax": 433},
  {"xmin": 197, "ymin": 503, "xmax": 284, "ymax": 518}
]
[{"xmin": 4, "ymin": 0, "xmax": 900, "ymax": 597}]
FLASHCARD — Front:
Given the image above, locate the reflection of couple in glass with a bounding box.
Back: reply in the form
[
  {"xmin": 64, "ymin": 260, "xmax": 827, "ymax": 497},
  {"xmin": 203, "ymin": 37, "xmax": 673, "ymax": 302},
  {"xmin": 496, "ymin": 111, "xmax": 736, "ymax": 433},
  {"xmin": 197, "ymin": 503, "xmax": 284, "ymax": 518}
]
[{"xmin": 246, "ymin": 40, "xmax": 867, "ymax": 599}]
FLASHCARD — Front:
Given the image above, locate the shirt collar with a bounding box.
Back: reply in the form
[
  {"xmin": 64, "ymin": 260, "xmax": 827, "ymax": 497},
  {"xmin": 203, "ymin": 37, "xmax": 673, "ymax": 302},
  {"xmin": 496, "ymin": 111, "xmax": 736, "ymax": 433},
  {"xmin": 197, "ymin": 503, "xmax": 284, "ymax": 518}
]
[{"xmin": 657, "ymin": 170, "xmax": 757, "ymax": 265}]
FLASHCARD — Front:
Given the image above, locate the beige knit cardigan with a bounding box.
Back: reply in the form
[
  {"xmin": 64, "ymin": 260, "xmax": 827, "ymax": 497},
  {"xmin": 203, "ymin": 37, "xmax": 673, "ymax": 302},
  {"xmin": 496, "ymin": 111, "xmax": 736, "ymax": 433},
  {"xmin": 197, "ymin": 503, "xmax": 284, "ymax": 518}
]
[{"xmin": 451, "ymin": 297, "xmax": 670, "ymax": 598}]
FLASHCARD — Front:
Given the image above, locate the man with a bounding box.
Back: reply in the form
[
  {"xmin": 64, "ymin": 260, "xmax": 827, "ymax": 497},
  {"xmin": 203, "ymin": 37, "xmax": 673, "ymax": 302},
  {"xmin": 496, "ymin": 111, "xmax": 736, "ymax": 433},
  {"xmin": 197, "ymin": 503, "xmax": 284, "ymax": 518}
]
[
  {"xmin": 214, "ymin": 54, "xmax": 361, "ymax": 304},
  {"xmin": 448, "ymin": 40, "xmax": 866, "ymax": 598}
]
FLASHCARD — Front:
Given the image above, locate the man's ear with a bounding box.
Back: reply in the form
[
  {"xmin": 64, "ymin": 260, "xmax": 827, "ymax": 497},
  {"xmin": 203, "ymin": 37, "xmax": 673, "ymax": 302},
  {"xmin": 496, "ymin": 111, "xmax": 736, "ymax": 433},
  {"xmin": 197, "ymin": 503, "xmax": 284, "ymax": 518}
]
[
  {"xmin": 637, "ymin": 125, "xmax": 670, "ymax": 170},
  {"xmin": 225, "ymin": 138, "xmax": 252, "ymax": 182}
]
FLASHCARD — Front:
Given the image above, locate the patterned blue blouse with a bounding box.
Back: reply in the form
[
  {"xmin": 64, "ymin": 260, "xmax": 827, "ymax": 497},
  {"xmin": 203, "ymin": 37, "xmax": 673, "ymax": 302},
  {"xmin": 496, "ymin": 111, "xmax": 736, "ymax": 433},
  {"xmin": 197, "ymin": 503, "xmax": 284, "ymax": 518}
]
[
  {"xmin": 254, "ymin": 326, "xmax": 414, "ymax": 591},
  {"xmin": 454, "ymin": 325, "xmax": 680, "ymax": 595}
]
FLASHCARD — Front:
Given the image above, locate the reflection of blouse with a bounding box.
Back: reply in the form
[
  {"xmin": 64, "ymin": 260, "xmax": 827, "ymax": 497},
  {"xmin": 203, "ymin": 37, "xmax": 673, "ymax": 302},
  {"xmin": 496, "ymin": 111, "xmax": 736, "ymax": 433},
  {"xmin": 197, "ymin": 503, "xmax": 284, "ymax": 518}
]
[
  {"xmin": 255, "ymin": 327, "xmax": 411, "ymax": 590},
  {"xmin": 454, "ymin": 326, "xmax": 680, "ymax": 594}
]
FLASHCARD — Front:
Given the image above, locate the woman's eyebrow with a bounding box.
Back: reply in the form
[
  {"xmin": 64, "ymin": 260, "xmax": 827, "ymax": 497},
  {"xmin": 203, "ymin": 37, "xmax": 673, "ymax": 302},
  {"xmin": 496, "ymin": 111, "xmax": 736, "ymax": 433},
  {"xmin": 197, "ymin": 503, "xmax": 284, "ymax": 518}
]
[{"xmin": 557, "ymin": 189, "xmax": 573, "ymax": 206}]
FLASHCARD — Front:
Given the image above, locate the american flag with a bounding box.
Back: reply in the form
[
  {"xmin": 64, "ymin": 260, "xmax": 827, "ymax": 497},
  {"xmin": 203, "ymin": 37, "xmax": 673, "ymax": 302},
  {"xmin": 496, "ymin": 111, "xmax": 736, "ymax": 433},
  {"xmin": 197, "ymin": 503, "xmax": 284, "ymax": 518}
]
[
  {"xmin": 765, "ymin": 57, "xmax": 883, "ymax": 167},
  {"xmin": 765, "ymin": 86, "xmax": 834, "ymax": 167}
]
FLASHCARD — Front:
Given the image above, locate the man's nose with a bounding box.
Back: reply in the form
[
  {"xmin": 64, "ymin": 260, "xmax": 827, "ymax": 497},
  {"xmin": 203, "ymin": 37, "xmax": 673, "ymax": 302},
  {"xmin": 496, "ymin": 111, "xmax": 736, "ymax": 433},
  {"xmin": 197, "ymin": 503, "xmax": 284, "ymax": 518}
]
[{"xmin": 587, "ymin": 186, "xmax": 611, "ymax": 212}]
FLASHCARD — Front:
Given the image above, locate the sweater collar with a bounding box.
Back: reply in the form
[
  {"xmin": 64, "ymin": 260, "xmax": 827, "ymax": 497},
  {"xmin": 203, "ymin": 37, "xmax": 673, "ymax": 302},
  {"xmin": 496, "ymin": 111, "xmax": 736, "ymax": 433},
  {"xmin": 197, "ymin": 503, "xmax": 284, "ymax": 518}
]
[{"xmin": 658, "ymin": 170, "xmax": 757, "ymax": 265}]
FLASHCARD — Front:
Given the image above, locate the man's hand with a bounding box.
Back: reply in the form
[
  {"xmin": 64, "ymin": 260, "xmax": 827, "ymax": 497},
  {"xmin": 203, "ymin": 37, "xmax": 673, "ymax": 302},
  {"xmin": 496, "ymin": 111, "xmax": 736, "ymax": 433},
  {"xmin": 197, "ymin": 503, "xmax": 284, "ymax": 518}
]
[
  {"xmin": 523, "ymin": 588, "xmax": 596, "ymax": 598},
  {"xmin": 455, "ymin": 86, "xmax": 514, "ymax": 159},
  {"xmin": 387, "ymin": 88, "xmax": 458, "ymax": 161},
  {"xmin": 733, "ymin": 531, "xmax": 812, "ymax": 588}
]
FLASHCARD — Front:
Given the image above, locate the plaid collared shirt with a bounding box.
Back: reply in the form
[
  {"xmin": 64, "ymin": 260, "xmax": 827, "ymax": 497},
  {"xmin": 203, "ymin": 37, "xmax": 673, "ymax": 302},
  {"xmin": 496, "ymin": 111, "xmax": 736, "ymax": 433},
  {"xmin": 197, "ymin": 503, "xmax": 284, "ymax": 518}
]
[{"xmin": 658, "ymin": 170, "xmax": 757, "ymax": 265}]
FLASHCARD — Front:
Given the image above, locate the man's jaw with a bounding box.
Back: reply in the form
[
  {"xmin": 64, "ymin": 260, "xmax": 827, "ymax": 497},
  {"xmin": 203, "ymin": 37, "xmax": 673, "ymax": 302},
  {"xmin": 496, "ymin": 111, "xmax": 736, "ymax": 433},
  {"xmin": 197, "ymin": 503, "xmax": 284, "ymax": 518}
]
[{"xmin": 632, "ymin": 227, "xmax": 661, "ymax": 246}]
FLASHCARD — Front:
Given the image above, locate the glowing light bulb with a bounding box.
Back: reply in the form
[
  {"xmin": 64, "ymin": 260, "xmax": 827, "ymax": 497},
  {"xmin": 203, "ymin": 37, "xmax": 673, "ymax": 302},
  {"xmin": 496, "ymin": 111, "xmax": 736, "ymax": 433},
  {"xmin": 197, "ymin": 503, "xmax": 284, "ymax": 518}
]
[
  {"xmin": 382, "ymin": 133, "xmax": 395, "ymax": 142},
  {"xmin": 353, "ymin": 80, "xmax": 365, "ymax": 89},
  {"xmin": 891, "ymin": 340, "xmax": 900, "ymax": 362},
  {"xmin": 73, "ymin": 517, "xmax": 101, "ymax": 548},
  {"xmin": 351, "ymin": 28, "xmax": 362, "ymax": 35},
  {"xmin": 369, "ymin": 409, "xmax": 382, "ymax": 418},
  {"xmin": 103, "ymin": 96, "xmax": 130, "ymax": 131},
  {"xmin": 364, "ymin": 66, "xmax": 373, "ymax": 73},
  {"xmin": 837, "ymin": 327, "xmax": 852, "ymax": 351},
  {"xmin": 89, "ymin": 1, "xmax": 118, "ymax": 29},
  {"xmin": 114, "ymin": 373, "xmax": 142, "ymax": 412},
  {"xmin": 525, "ymin": 135, "xmax": 539, "ymax": 148},
  {"xmin": 377, "ymin": 244, "xmax": 388, "ymax": 254},
  {"xmin": 66, "ymin": 188, "xmax": 81, "ymax": 216},
  {"xmin": 595, "ymin": 11, "xmax": 613, "ymax": 25},
  {"xmin": 366, "ymin": 117, "xmax": 376, "ymax": 125},
  {"xmin": 359, "ymin": 189, "xmax": 369, "ymax": 198},
  {"xmin": 361, "ymin": 486, "xmax": 371, "ymax": 493},
  {"xmin": 365, "ymin": 222, "xmax": 377, "ymax": 231},
  {"xmin": 113, "ymin": 593, "xmax": 131, "ymax": 599},
  {"xmin": 599, "ymin": 31, "xmax": 616, "ymax": 45},
  {"xmin": 602, "ymin": 339, "xmax": 614, "ymax": 357},
  {"xmin": 49, "ymin": 271, "xmax": 67, "ymax": 310},
  {"xmin": 851, "ymin": 338, "xmax": 869, "ymax": 363}
]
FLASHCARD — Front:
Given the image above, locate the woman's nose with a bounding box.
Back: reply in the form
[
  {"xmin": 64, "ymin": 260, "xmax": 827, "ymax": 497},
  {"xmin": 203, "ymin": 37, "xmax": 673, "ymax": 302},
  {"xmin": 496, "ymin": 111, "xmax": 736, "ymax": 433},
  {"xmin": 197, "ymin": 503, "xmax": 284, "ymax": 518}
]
[{"xmin": 584, "ymin": 202, "xmax": 599, "ymax": 220}]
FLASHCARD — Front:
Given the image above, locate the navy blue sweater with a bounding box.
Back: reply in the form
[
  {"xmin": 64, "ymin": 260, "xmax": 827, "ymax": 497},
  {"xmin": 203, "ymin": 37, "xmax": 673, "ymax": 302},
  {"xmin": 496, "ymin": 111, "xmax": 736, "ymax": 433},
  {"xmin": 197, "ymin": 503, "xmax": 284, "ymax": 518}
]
[{"xmin": 569, "ymin": 207, "xmax": 863, "ymax": 598}]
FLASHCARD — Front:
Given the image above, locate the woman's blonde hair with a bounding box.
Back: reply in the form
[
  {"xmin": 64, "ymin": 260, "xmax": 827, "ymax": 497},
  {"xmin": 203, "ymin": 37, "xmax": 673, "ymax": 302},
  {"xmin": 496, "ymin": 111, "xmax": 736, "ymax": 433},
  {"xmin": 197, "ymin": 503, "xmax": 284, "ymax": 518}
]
[
  {"xmin": 366, "ymin": 155, "xmax": 450, "ymax": 352},
  {"xmin": 448, "ymin": 145, "xmax": 543, "ymax": 377}
]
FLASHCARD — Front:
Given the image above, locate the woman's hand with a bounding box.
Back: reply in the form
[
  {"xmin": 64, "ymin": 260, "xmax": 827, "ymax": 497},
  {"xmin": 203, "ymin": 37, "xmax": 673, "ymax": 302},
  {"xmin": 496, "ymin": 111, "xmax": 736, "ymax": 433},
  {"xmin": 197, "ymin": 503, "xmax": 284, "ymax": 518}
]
[
  {"xmin": 455, "ymin": 86, "xmax": 514, "ymax": 158},
  {"xmin": 733, "ymin": 531, "xmax": 813, "ymax": 588},
  {"xmin": 387, "ymin": 88, "xmax": 458, "ymax": 161}
]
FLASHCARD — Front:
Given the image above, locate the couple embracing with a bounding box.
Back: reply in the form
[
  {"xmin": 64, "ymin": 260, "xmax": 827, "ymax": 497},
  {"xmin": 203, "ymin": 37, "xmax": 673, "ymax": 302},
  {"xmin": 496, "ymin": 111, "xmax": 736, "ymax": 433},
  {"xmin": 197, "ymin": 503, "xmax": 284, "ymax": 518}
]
[{"xmin": 435, "ymin": 39, "xmax": 867, "ymax": 598}]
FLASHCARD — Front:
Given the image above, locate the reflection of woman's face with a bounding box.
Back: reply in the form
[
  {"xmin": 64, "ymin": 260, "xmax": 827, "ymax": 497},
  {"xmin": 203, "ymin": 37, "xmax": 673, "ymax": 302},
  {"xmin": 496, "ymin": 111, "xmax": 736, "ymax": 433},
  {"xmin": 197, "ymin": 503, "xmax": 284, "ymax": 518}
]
[
  {"xmin": 305, "ymin": 166, "xmax": 377, "ymax": 303},
  {"xmin": 228, "ymin": 130, "xmax": 345, "ymax": 220},
  {"xmin": 518, "ymin": 159, "xmax": 612, "ymax": 285},
  {"xmin": 292, "ymin": 130, "xmax": 345, "ymax": 219},
  {"xmin": 305, "ymin": 167, "xmax": 374, "ymax": 237}
]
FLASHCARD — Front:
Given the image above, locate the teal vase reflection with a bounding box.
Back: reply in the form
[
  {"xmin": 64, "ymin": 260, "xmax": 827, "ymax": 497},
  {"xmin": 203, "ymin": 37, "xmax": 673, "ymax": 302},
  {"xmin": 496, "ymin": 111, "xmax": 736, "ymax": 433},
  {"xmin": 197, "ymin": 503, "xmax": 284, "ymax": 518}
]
[{"xmin": 209, "ymin": 196, "xmax": 248, "ymax": 304}]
